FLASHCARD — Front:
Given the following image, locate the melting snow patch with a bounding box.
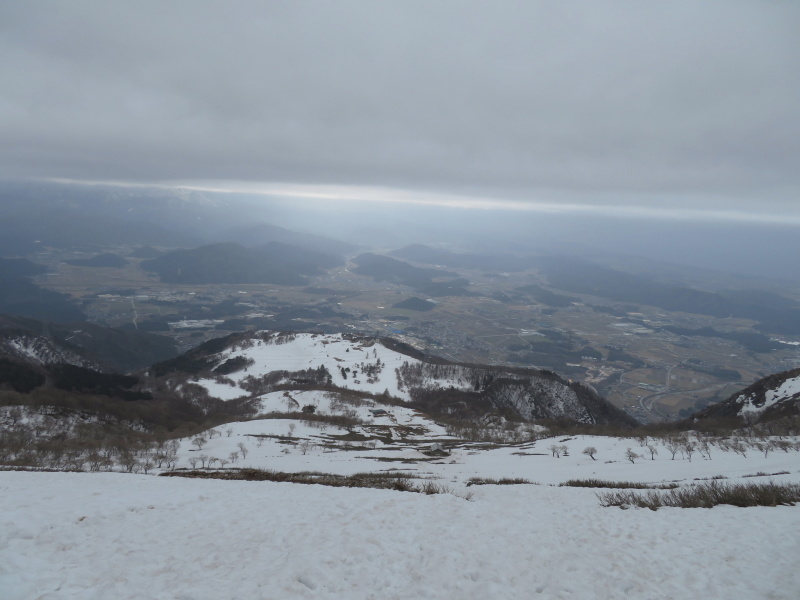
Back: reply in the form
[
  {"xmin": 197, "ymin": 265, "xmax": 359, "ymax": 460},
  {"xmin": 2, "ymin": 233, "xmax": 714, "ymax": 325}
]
[{"xmin": 739, "ymin": 375, "xmax": 800, "ymax": 415}]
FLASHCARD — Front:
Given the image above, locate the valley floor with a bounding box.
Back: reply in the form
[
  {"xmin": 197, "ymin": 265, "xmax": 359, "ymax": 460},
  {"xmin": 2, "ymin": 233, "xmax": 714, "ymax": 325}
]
[{"xmin": 2, "ymin": 469, "xmax": 799, "ymax": 600}]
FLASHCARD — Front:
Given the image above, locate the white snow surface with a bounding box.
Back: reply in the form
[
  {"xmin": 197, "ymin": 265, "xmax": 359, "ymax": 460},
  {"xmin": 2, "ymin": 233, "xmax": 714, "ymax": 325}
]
[
  {"xmin": 190, "ymin": 331, "xmax": 603, "ymax": 424},
  {"xmin": 2, "ymin": 467, "xmax": 799, "ymax": 600},
  {"xmin": 175, "ymin": 412, "xmax": 800, "ymax": 483},
  {"xmin": 4, "ymin": 402, "xmax": 800, "ymax": 600},
  {"xmin": 194, "ymin": 332, "xmax": 464, "ymax": 401},
  {"xmin": 7, "ymin": 338, "xmax": 44, "ymax": 362},
  {"xmin": 738, "ymin": 375, "xmax": 800, "ymax": 415},
  {"xmin": 4, "ymin": 331, "xmax": 800, "ymax": 598},
  {"xmin": 193, "ymin": 377, "xmax": 248, "ymax": 401}
]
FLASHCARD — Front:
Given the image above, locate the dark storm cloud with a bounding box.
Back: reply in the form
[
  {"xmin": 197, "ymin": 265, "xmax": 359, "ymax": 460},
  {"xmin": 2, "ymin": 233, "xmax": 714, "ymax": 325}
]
[{"xmin": 0, "ymin": 1, "xmax": 798, "ymax": 212}]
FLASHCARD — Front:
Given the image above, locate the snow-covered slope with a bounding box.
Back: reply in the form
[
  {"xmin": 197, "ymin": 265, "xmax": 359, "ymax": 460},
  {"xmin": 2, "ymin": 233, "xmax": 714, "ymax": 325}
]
[
  {"xmin": 737, "ymin": 373, "xmax": 800, "ymax": 416},
  {"xmin": 0, "ymin": 333, "xmax": 99, "ymax": 369},
  {"xmin": 166, "ymin": 409, "xmax": 800, "ymax": 485},
  {"xmin": 169, "ymin": 331, "xmax": 631, "ymax": 426},
  {"xmin": 2, "ymin": 464, "xmax": 799, "ymax": 600},
  {"xmin": 194, "ymin": 331, "xmax": 423, "ymax": 400},
  {"xmin": 4, "ymin": 329, "xmax": 800, "ymax": 599},
  {"xmin": 696, "ymin": 367, "xmax": 800, "ymax": 422}
]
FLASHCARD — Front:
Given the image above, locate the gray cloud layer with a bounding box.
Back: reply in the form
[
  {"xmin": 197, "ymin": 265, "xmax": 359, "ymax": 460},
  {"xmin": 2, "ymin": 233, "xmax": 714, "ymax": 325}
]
[{"xmin": 1, "ymin": 1, "xmax": 798, "ymax": 213}]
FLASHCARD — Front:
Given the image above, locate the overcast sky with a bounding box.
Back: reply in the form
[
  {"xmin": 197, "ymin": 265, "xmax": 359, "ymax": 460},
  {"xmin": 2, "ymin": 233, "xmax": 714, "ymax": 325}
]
[{"xmin": 1, "ymin": 1, "xmax": 798, "ymax": 221}]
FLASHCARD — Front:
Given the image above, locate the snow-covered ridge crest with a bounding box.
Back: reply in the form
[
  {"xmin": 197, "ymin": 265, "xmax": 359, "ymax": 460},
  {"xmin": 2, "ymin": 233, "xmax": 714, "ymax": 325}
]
[
  {"xmin": 180, "ymin": 331, "xmax": 629, "ymax": 426},
  {"xmin": 397, "ymin": 361, "xmax": 615, "ymax": 424},
  {"xmin": 0, "ymin": 333, "xmax": 98, "ymax": 369},
  {"xmin": 692, "ymin": 366, "xmax": 800, "ymax": 424},
  {"xmin": 193, "ymin": 331, "xmax": 425, "ymax": 401},
  {"xmin": 736, "ymin": 372, "xmax": 800, "ymax": 417}
]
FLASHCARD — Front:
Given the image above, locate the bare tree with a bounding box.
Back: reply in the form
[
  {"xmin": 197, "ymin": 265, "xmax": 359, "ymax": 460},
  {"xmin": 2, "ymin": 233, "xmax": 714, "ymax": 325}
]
[
  {"xmin": 755, "ymin": 441, "xmax": 774, "ymax": 458},
  {"xmin": 192, "ymin": 436, "xmax": 207, "ymax": 451},
  {"xmin": 163, "ymin": 440, "xmax": 179, "ymax": 468},
  {"xmin": 226, "ymin": 428, "xmax": 233, "ymax": 437},
  {"xmin": 742, "ymin": 413, "xmax": 759, "ymax": 438},
  {"xmin": 188, "ymin": 457, "xmax": 200, "ymax": 469},
  {"xmin": 682, "ymin": 441, "xmax": 696, "ymax": 462},
  {"xmin": 237, "ymin": 442, "xmax": 248, "ymax": 459},
  {"xmin": 666, "ymin": 440, "xmax": 680, "ymax": 460},
  {"xmin": 774, "ymin": 440, "xmax": 792, "ymax": 453},
  {"xmin": 198, "ymin": 454, "xmax": 209, "ymax": 468},
  {"xmin": 560, "ymin": 445, "xmax": 569, "ymax": 457},
  {"xmin": 549, "ymin": 444, "xmax": 561, "ymax": 458},
  {"xmin": 153, "ymin": 451, "xmax": 166, "ymax": 468},
  {"xmin": 699, "ymin": 440, "xmax": 712, "ymax": 460},
  {"xmin": 625, "ymin": 448, "xmax": 639, "ymax": 464},
  {"xmin": 582, "ymin": 446, "xmax": 597, "ymax": 461},
  {"xmin": 646, "ymin": 445, "xmax": 658, "ymax": 460},
  {"xmin": 101, "ymin": 445, "xmax": 116, "ymax": 462},
  {"xmin": 65, "ymin": 448, "xmax": 87, "ymax": 472},
  {"xmin": 730, "ymin": 439, "xmax": 748, "ymax": 458},
  {"xmin": 86, "ymin": 451, "xmax": 104, "ymax": 472},
  {"xmin": 119, "ymin": 453, "xmax": 139, "ymax": 473}
]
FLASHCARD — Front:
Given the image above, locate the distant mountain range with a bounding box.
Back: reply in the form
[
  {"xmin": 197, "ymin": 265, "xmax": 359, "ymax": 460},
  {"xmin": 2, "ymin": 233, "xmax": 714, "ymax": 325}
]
[
  {"xmin": 538, "ymin": 256, "xmax": 800, "ymax": 335},
  {"xmin": 390, "ymin": 244, "xmax": 533, "ymax": 272},
  {"xmin": 352, "ymin": 253, "xmax": 474, "ymax": 296},
  {"xmin": 514, "ymin": 284, "xmax": 578, "ymax": 308},
  {"xmin": 352, "ymin": 253, "xmax": 457, "ymax": 285},
  {"xmin": 141, "ymin": 242, "xmax": 343, "ymax": 285},
  {"xmin": 384, "ymin": 247, "xmax": 800, "ymax": 336},
  {"xmin": 220, "ymin": 223, "xmax": 357, "ymax": 256},
  {"xmin": 0, "ymin": 182, "xmax": 201, "ymax": 253},
  {"xmin": 0, "ymin": 257, "xmax": 85, "ymax": 322},
  {"xmin": 0, "ymin": 180, "xmax": 355, "ymax": 257}
]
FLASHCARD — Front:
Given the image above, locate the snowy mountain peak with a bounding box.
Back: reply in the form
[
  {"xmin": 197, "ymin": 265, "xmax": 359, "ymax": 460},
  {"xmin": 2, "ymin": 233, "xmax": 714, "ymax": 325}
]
[{"xmin": 155, "ymin": 330, "xmax": 634, "ymax": 427}]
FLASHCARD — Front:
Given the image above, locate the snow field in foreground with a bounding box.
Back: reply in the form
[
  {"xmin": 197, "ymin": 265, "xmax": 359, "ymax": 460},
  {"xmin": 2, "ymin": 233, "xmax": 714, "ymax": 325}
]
[
  {"xmin": 177, "ymin": 408, "xmax": 800, "ymax": 486},
  {"xmin": 1, "ymin": 471, "xmax": 799, "ymax": 600}
]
